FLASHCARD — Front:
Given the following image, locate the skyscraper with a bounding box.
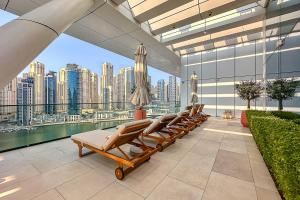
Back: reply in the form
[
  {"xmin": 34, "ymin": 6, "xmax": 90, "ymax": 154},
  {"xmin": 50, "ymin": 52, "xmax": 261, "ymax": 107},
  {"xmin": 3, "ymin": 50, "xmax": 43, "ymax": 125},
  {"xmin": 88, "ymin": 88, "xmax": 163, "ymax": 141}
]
[
  {"xmin": 100, "ymin": 62, "xmax": 113, "ymax": 110},
  {"xmin": 29, "ymin": 61, "xmax": 45, "ymax": 113},
  {"xmin": 0, "ymin": 77, "xmax": 17, "ymax": 119},
  {"xmin": 80, "ymin": 67, "xmax": 91, "ymax": 110},
  {"xmin": 176, "ymin": 83, "xmax": 181, "ymax": 102},
  {"xmin": 66, "ymin": 64, "xmax": 81, "ymax": 115},
  {"xmin": 17, "ymin": 77, "xmax": 34, "ymax": 126},
  {"xmin": 168, "ymin": 76, "xmax": 177, "ymax": 103},
  {"xmin": 57, "ymin": 67, "xmax": 68, "ymax": 113},
  {"xmin": 90, "ymin": 72, "xmax": 99, "ymax": 109},
  {"xmin": 44, "ymin": 71, "xmax": 57, "ymax": 115},
  {"xmin": 157, "ymin": 79, "xmax": 165, "ymax": 102},
  {"xmin": 164, "ymin": 83, "xmax": 169, "ymax": 102},
  {"xmin": 124, "ymin": 67, "xmax": 135, "ymax": 103},
  {"xmin": 117, "ymin": 68, "xmax": 125, "ymax": 109}
]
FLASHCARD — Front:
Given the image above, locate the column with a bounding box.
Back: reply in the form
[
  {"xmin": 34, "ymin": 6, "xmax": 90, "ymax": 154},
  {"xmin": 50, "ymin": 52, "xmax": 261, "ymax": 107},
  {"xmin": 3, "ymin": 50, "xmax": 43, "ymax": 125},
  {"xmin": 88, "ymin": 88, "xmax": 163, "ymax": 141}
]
[{"xmin": 0, "ymin": 0, "xmax": 96, "ymax": 88}]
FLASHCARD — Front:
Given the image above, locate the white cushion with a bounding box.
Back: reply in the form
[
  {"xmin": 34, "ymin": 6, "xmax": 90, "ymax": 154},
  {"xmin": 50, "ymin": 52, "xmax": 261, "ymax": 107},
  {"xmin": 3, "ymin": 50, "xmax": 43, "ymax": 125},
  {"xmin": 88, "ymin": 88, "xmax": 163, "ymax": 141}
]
[{"xmin": 71, "ymin": 130, "xmax": 112, "ymax": 150}]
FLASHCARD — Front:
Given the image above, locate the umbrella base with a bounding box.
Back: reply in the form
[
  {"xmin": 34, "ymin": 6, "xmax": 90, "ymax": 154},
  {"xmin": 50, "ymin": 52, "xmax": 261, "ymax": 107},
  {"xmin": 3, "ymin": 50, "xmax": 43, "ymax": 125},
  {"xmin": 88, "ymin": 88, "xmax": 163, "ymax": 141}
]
[{"xmin": 134, "ymin": 108, "xmax": 147, "ymax": 120}]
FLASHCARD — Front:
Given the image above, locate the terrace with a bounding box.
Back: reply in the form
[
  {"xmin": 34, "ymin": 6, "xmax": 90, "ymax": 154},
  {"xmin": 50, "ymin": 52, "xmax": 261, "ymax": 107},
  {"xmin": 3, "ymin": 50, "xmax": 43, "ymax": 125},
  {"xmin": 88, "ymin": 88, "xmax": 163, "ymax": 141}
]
[
  {"xmin": 0, "ymin": 0, "xmax": 300, "ymax": 200},
  {"xmin": 0, "ymin": 118, "xmax": 280, "ymax": 200}
]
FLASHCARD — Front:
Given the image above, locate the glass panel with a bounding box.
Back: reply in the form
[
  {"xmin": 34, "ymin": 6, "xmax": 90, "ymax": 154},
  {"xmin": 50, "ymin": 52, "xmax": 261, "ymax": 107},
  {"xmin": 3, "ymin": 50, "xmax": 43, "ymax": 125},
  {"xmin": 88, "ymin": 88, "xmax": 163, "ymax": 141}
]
[{"xmin": 0, "ymin": 102, "xmax": 181, "ymax": 152}]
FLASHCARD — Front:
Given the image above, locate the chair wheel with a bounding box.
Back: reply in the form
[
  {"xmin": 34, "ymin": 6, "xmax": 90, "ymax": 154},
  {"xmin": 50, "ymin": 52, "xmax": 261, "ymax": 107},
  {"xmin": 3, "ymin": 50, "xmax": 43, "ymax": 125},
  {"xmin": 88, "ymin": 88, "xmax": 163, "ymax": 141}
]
[
  {"xmin": 171, "ymin": 140, "xmax": 176, "ymax": 144},
  {"xmin": 156, "ymin": 144, "xmax": 163, "ymax": 152},
  {"xmin": 146, "ymin": 156, "xmax": 151, "ymax": 161},
  {"xmin": 115, "ymin": 167, "xmax": 124, "ymax": 180}
]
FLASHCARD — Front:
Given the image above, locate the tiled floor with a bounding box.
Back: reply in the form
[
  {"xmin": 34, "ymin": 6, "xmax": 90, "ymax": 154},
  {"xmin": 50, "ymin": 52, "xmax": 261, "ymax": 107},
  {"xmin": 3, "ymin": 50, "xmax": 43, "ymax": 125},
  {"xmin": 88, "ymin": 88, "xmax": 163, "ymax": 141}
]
[{"xmin": 0, "ymin": 118, "xmax": 281, "ymax": 200}]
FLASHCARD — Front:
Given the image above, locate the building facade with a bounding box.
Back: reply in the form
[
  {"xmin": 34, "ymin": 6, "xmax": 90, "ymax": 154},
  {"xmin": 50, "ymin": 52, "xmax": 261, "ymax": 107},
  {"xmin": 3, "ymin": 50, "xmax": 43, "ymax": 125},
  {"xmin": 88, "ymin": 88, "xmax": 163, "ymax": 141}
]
[
  {"xmin": 100, "ymin": 62, "xmax": 113, "ymax": 110},
  {"xmin": 66, "ymin": 64, "xmax": 81, "ymax": 115},
  {"xmin": 80, "ymin": 67, "xmax": 91, "ymax": 110},
  {"xmin": 157, "ymin": 79, "xmax": 165, "ymax": 102},
  {"xmin": 29, "ymin": 61, "xmax": 45, "ymax": 114},
  {"xmin": 17, "ymin": 77, "xmax": 34, "ymax": 125},
  {"xmin": 57, "ymin": 68, "xmax": 68, "ymax": 113},
  {"xmin": 90, "ymin": 72, "xmax": 99, "ymax": 109},
  {"xmin": 181, "ymin": 32, "xmax": 300, "ymax": 116},
  {"xmin": 124, "ymin": 67, "xmax": 135, "ymax": 104},
  {"xmin": 168, "ymin": 76, "xmax": 177, "ymax": 103},
  {"xmin": 44, "ymin": 71, "xmax": 57, "ymax": 115},
  {"xmin": 0, "ymin": 77, "xmax": 17, "ymax": 120}
]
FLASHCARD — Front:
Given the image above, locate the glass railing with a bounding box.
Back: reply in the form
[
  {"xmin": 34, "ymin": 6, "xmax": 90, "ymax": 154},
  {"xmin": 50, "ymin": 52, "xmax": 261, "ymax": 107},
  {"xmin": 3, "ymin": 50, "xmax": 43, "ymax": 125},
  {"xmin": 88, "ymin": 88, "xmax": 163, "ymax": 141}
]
[{"xmin": 0, "ymin": 101, "xmax": 181, "ymax": 152}]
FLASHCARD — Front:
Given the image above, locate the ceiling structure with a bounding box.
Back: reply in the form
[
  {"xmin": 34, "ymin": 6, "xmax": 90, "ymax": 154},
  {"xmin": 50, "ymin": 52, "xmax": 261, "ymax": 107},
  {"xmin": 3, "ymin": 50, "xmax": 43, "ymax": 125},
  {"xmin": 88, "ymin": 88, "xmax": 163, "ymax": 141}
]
[{"xmin": 1, "ymin": 0, "xmax": 300, "ymax": 76}]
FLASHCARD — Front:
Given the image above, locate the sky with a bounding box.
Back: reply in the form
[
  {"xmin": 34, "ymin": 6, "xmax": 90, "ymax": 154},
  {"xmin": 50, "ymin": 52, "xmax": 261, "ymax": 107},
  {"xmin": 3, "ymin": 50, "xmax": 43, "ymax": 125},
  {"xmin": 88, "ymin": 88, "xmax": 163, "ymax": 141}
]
[{"xmin": 0, "ymin": 10, "xmax": 171, "ymax": 84}]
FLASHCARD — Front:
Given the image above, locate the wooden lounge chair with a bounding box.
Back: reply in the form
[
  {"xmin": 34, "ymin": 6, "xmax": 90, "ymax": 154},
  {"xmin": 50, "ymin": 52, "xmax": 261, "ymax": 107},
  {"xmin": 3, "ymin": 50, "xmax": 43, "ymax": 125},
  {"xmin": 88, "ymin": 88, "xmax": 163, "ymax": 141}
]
[
  {"xmin": 71, "ymin": 119, "xmax": 156, "ymax": 180},
  {"xmin": 142, "ymin": 114, "xmax": 179, "ymax": 152},
  {"xmin": 185, "ymin": 105, "xmax": 193, "ymax": 111},
  {"xmin": 188, "ymin": 106, "xmax": 204, "ymax": 125},
  {"xmin": 178, "ymin": 110, "xmax": 198, "ymax": 130},
  {"xmin": 166, "ymin": 115, "xmax": 190, "ymax": 137}
]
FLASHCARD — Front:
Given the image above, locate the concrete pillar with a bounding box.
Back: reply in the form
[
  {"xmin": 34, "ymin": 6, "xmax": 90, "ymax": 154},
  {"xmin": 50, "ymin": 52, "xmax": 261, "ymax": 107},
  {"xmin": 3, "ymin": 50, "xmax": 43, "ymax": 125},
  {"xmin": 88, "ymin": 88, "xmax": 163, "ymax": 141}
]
[{"xmin": 0, "ymin": 0, "xmax": 96, "ymax": 88}]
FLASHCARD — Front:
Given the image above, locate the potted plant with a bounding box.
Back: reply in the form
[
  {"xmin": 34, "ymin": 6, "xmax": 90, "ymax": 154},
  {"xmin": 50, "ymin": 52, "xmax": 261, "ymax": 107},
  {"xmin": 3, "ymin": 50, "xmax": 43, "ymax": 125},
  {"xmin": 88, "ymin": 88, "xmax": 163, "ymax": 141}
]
[
  {"xmin": 235, "ymin": 80, "xmax": 263, "ymax": 127},
  {"xmin": 266, "ymin": 78, "xmax": 299, "ymax": 111}
]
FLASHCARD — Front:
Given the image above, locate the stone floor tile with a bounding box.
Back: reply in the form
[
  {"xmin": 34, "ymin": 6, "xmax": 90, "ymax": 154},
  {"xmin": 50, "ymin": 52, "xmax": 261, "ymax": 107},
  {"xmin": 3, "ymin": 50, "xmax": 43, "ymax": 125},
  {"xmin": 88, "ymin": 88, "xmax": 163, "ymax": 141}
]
[
  {"xmin": 90, "ymin": 182, "xmax": 143, "ymax": 200},
  {"xmin": 0, "ymin": 161, "xmax": 89, "ymax": 200},
  {"xmin": 213, "ymin": 150, "xmax": 253, "ymax": 182},
  {"xmin": 256, "ymin": 187, "xmax": 282, "ymax": 200},
  {"xmin": 146, "ymin": 176, "xmax": 203, "ymax": 200},
  {"xmin": 0, "ymin": 163, "xmax": 40, "ymax": 188},
  {"xmin": 190, "ymin": 139, "xmax": 220, "ymax": 158},
  {"xmin": 169, "ymin": 152, "xmax": 215, "ymax": 189},
  {"xmin": 32, "ymin": 189, "xmax": 64, "ymax": 200},
  {"xmin": 220, "ymin": 138, "xmax": 247, "ymax": 154},
  {"xmin": 202, "ymin": 172, "xmax": 257, "ymax": 200},
  {"xmin": 198, "ymin": 132, "xmax": 224, "ymax": 143},
  {"xmin": 250, "ymin": 159, "xmax": 277, "ymax": 192},
  {"xmin": 118, "ymin": 157, "xmax": 177, "ymax": 197},
  {"xmin": 57, "ymin": 168, "xmax": 114, "ymax": 200}
]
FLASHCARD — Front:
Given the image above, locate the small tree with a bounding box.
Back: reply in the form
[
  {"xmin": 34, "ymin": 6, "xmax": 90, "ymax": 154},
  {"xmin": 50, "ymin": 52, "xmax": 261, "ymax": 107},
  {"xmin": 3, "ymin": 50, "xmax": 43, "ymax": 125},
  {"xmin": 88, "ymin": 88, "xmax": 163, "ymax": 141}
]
[
  {"xmin": 266, "ymin": 79, "xmax": 299, "ymax": 111},
  {"xmin": 235, "ymin": 80, "xmax": 263, "ymax": 109}
]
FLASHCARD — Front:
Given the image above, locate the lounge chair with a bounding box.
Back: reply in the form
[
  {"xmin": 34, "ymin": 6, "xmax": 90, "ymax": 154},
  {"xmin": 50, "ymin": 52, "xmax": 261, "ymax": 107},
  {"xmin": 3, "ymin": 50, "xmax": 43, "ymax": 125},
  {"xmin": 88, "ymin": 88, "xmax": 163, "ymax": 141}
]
[
  {"xmin": 166, "ymin": 115, "xmax": 190, "ymax": 137},
  {"xmin": 142, "ymin": 114, "xmax": 179, "ymax": 152},
  {"xmin": 178, "ymin": 110, "xmax": 198, "ymax": 130},
  {"xmin": 188, "ymin": 105, "xmax": 204, "ymax": 125},
  {"xmin": 194, "ymin": 104, "xmax": 209, "ymax": 121},
  {"xmin": 71, "ymin": 119, "xmax": 156, "ymax": 180}
]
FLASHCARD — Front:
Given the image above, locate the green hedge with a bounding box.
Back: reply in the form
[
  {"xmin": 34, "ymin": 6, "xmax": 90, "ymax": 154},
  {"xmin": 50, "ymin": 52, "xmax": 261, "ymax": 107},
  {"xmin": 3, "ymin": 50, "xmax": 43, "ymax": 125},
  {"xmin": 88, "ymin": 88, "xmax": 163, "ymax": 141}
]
[
  {"xmin": 293, "ymin": 118, "xmax": 300, "ymax": 125},
  {"xmin": 245, "ymin": 110, "xmax": 272, "ymax": 129},
  {"xmin": 246, "ymin": 111, "xmax": 300, "ymax": 200},
  {"xmin": 271, "ymin": 111, "xmax": 300, "ymax": 120}
]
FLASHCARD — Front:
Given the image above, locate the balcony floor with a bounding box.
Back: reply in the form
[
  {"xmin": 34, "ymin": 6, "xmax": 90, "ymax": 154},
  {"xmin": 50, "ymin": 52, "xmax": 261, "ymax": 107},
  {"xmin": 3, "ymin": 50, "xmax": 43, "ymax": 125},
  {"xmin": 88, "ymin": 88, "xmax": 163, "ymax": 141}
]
[{"xmin": 0, "ymin": 118, "xmax": 281, "ymax": 200}]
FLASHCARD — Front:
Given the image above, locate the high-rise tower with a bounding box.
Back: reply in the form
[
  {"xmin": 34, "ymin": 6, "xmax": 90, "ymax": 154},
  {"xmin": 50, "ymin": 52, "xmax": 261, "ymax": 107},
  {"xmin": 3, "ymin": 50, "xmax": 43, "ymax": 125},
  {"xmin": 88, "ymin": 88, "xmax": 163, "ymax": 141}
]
[
  {"xmin": 100, "ymin": 62, "xmax": 113, "ymax": 110},
  {"xmin": 66, "ymin": 64, "xmax": 80, "ymax": 115},
  {"xmin": 80, "ymin": 67, "xmax": 91, "ymax": 110},
  {"xmin": 17, "ymin": 77, "xmax": 34, "ymax": 125},
  {"xmin": 57, "ymin": 67, "xmax": 67, "ymax": 113},
  {"xmin": 157, "ymin": 79, "xmax": 165, "ymax": 102},
  {"xmin": 44, "ymin": 71, "xmax": 57, "ymax": 115},
  {"xmin": 29, "ymin": 61, "xmax": 45, "ymax": 113},
  {"xmin": 0, "ymin": 78, "xmax": 17, "ymax": 120}
]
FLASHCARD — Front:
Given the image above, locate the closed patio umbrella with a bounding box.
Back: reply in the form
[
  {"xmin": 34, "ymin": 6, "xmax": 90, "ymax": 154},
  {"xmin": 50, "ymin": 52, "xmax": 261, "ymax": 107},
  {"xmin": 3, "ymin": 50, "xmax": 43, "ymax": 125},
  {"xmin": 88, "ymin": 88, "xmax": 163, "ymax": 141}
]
[
  {"xmin": 131, "ymin": 43, "xmax": 151, "ymax": 109},
  {"xmin": 191, "ymin": 71, "xmax": 198, "ymax": 104}
]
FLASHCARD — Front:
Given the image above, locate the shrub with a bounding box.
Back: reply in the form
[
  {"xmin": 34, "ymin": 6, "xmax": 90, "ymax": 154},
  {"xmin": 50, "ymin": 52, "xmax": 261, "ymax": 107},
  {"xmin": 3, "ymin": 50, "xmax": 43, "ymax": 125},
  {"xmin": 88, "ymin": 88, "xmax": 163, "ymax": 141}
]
[
  {"xmin": 245, "ymin": 110, "xmax": 272, "ymax": 129},
  {"xmin": 271, "ymin": 111, "xmax": 300, "ymax": 120},
  {"xmin": 293, "ymin": 118, "xmax": 300, "ymax": 125},
  {"xmin": 251, "ymin": 116, "xmax": 300, "ymax": 200}
]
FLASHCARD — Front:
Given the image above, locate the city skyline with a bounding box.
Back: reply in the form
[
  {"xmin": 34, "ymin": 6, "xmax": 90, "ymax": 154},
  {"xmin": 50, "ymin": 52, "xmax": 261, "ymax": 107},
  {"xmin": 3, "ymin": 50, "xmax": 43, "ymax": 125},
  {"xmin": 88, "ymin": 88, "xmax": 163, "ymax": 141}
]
[
  {"xmin": 0, "ymin": 60, "xmax": 180, "ymax": 125},
  {"xmin": 0, "ymin": 10, "xmax": 172, "ymax": 84}
]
